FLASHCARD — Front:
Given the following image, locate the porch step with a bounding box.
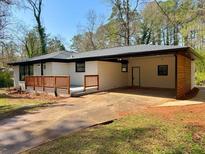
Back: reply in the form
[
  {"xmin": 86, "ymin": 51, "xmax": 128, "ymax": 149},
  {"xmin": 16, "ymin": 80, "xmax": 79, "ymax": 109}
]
[
  {"xmin": 71, "ymin": 91, "xmax": 86, "ymax": 97},
  {"xmin": 71, "ymin": 89, "xmax": 99, "ymax": 97}
]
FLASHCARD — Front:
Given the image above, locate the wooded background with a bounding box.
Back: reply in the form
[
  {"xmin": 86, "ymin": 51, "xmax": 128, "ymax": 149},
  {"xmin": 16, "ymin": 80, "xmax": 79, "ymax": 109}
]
[{"xmin": 0, "ymin": 0, "xmax": 205, "ymax": 85}]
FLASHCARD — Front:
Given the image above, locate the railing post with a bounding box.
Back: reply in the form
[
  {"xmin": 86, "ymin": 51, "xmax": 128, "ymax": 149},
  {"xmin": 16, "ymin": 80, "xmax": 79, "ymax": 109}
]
[
  {"xmin": 54, "ymin": 76, "xmax": 57, "ymax": 96},
  {"xmin": 97, "ymin": 75, "xmax": 99, "ymax": 90},
  {"xmin": 33, "ymin": 76, "xmax": 35, "ymax": 91},
  {"xmin": 67, "ymin": 76, "xmax": 70, "ymax": 94},
  {"xmin": 42, "ymin": 76, "xmax": 45, "ymax": 91},
  {"xmin": 25, "ymin": 76, "xmax": 27, "ymax": 90},
  {"xmin": 84, "ymin": 75, "xmax": 86, "ymax": 91},
  {"xmin": 41, "ymin": 76, "xmax": 45, "ymax": 91},
  {"xmin": 54, "ymin": 76, "xmax": 57, "ymax": 88}
]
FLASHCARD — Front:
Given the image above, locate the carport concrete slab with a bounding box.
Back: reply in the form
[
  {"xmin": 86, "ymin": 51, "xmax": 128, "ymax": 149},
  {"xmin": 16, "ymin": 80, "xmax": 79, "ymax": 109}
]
[
  {"xmin": 158, "ymin": 87, "xmax": 205, "ymax": 107},
  {"xmin": 0, "ymin": 88, "xmax": 176, "ymax": 154}
]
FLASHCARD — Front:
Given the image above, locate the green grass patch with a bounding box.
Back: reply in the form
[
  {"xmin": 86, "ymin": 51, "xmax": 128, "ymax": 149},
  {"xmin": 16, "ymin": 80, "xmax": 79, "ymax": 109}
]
[
  {"xmin": 26, "ymin": 114, "xmax": 205, "ymax": 154},
  {"xmin": 196, "ymin": 72, "xmax": 205, "ymax": 86},
  {"xmin": 0, "ymin": 89, "xmax": 54, "ymax": 120}
]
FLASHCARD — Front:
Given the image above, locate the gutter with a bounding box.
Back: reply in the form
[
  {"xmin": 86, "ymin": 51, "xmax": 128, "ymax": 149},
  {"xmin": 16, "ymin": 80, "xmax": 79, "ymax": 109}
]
[{"xmin": 8, "ymin": 47, "xmax": 197, "ymax": 66}]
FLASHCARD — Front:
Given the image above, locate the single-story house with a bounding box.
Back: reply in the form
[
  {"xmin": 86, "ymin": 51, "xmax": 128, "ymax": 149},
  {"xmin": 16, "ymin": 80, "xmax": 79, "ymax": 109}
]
[{"xmin": 8, "ymin": 45, "xmax": 199, "ymax": 99}]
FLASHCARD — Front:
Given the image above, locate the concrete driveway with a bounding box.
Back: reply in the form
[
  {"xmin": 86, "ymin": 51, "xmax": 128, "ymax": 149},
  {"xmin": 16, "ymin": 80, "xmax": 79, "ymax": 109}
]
[{"xmin": 0, "ymin": 88, "xmax": 175, "ymax": 154}]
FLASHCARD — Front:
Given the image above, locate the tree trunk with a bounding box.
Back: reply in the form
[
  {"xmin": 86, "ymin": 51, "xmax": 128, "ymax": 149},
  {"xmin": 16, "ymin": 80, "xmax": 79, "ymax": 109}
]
[
  {"xmin": 166, "ymin": 26, "xmax": 169, "ymax": 45},
  {"xmin": 29, "ymin": 0, "xmax": 47, "ymax": 55},
  {"xmin": 36, "ymin": 18, "xmax": 47, "ymax": 54},
  {"xmin": 173, "ymin": 25, "xmax": 179, "ymax": 45},
  {"xmin": 125, "ymin": 0, "xmax": 130, "ymax": 46}
]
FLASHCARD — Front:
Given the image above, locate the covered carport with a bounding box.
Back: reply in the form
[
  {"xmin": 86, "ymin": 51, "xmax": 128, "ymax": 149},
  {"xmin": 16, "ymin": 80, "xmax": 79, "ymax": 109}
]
[{"xmin": 88, "ymin": 47, "xmax": 199, "ymax": 99}]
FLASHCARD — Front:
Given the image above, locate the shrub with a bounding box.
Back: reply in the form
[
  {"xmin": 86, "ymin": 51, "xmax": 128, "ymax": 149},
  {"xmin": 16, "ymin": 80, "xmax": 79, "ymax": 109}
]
[
  {"xmin": 0, "ymin": 71, "xmax": 13, "ymax": 88},
  {"xmin": 195, "ymin": 50, "xmax": 205, "ymax": 86}
]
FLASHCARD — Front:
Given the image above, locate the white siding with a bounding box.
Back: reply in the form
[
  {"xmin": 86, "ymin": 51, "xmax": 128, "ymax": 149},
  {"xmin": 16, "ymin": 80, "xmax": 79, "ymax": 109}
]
[
  {"xmin": 33, "ymin": 63, "xmax": 41, "ymax": 75},
  {"xmin": 67, "ymin": 61, "xmax": 98, "ymax": 86},
  {"xmin": 97, "ymin": 61, "xmax": 128, "ymax": 90},
  {"xmin": 14, "ymin": 62, "xmax": 97, "ymax": 87},
  {"xmin": 13, "ymin": 65, "xmax": 19, "ymax": 87},
  {"xmin": 51, "ymin": 62, "xmax": 69, "ymax": 75},
  {"xmin": 13, "ymin": 65, "xmax": 25, "ymax": 89},
  {"xmin": 44, "ymin": 62, "xmax": 53, "ymax": 75},
  {"xmin": 33, "ymin": 63, "xmax": 53, "ymax": 76},
  {"xmin": 128, "ymin": 55, "xmax": 176, "ymax": 89}
]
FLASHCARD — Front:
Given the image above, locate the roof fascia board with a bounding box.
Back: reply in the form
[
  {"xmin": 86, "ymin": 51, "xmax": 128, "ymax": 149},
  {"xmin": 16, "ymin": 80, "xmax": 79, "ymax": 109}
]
[{"xmin": 8, "ymin": 48, "xmax": 188, "ymax": 65}]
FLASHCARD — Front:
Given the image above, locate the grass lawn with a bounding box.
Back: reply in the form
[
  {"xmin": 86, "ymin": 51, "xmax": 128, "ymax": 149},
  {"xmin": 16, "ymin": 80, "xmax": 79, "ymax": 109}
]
[
  {"xmin": 0, "ymin": 89, "xmax": 55, "ymax": 120},
  {"xmin": 26, "ymin": 104, "xmax": 205, "ymax": 154}
]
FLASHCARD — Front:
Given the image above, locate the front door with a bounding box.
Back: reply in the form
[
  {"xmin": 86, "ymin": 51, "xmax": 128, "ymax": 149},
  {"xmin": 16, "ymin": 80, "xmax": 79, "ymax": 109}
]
[{"xmin": 132, "ymin": 67, "xmax": 140, "ymax": 87}]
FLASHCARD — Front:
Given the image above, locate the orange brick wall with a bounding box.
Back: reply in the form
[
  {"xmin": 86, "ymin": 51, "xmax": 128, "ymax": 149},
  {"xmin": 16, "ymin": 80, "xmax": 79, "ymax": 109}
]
[{"xmin": 176, "ymin": 54, "xmax": 191, "ymax": 99}]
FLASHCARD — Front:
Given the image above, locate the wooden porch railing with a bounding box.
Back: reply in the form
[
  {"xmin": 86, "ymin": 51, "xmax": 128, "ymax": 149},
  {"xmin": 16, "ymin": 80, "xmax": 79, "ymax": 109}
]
[
  {"xmin": 84, "ymin": 75, "xmax": 99, "ymax": 91},
  {"xmin": 25, "ymin": 76, "xmax": 70, "ymax": 94}
]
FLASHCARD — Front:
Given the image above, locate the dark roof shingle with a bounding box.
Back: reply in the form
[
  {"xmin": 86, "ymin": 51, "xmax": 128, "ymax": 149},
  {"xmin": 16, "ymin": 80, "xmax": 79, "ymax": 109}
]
[
  {"xmin": 67, "ymin": 45, "xmax": 189, "ymax": 60},
  {"xmin": 9, "ymin": 45, "xmax": 197, "ymax": 65}
]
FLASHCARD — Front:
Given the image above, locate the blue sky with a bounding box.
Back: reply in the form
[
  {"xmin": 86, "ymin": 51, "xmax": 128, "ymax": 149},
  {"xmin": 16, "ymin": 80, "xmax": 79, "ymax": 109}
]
[{"xmin": 14, "ymin": 0, "xmax": 112, "ymax": 47}]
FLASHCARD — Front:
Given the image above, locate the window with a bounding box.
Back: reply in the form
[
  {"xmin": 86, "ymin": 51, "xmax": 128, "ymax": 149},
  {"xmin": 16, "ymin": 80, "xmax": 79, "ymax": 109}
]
[
  {"xmin": 29, "ymin": 65, "xmax": 33, "ymax": 75},
  {"xmin": 19, "ymin": 65, "xmax": 25, "ymax": 81},
  {"xmin": 158, "ymin": 65, "xmax": 168, "ymax": 76},
  {"xmin": 76, "ymin": 61, "xmax": 85, "ymax": 72},
  {"xmin": 19, "ymin": 64, "xmax": 33, "ymax": 81},
  {"xmin": 121, "ymin": 63, "xmax": 128, "ymax": 72}
]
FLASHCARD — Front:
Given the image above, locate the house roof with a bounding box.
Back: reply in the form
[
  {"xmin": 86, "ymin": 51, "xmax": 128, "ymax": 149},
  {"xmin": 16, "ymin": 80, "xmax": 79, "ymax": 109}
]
[
  {"xmin": 8, "ymin": 45, "xmax": 198, "ymax": 65},
  {"xmin": 28, "ymin": 51, "xmax": 77, "ymax": 60},
  {"xmin": 9, "ymin": 51, "xmax": 77, "ymax": 65},
  {"xmin": 67, "ymin": 45, "xmax": 192, "ymax": 60}
]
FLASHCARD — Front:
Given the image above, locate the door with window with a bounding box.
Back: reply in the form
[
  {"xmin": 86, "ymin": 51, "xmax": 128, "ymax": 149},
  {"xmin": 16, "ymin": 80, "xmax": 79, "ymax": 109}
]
[{"xmin": 132, "ymin": 67, "xmax": 140, "ymax": 87}]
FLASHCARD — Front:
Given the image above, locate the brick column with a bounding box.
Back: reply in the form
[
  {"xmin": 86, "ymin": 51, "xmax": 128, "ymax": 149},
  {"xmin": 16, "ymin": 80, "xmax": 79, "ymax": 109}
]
[{"xmin": 176, "ymin": 54, "xmax": 191, "ymax": 99}]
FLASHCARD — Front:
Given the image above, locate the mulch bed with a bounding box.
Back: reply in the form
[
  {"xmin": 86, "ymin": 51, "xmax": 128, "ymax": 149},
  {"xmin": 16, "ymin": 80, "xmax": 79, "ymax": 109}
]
[{"xmin": 5, "ymin": 88, "xmax": 66, "ymax": 101}]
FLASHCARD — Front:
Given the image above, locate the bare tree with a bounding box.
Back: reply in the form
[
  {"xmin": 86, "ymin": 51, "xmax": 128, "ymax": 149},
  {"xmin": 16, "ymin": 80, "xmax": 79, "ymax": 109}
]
[
  {"xmin": 84, "ymin": 10, "xmax": 98, "ymax": 50},
  {"xmin": 26, "ymin": 0, "xmax": 47, "ymax": 55},
  {"xmin": 71, "ymin": 10, "xmax": 105, "ymax": 51},
  {"xmin": 0, "ymin": 0, "xmax": 13, "ymax": 40},
  {"xmin": 109, "ymin": 0, "xmax": 140, "ymax": 46}
]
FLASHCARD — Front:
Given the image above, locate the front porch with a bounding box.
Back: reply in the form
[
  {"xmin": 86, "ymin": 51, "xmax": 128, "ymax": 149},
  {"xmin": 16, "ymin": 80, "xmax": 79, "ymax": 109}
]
[{"xmin": 24, "ymin": 75, "xmax": 99, "ymax": 96}]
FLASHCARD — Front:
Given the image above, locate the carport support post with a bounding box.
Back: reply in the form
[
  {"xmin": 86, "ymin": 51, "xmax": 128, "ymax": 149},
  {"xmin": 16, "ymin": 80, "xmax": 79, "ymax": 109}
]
[{"xmin": 176, "ymin": 53, "xmax": 192, "ymax": 99}]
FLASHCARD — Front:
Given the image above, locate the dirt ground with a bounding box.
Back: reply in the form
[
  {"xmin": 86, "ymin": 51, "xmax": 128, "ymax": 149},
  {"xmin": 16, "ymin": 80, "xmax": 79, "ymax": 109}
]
[
  {"xmin": 1, "ymin": 87, "xmax": 205, "ymax": 154},
  {"xmin": 24, "ymin": 94, "xmax": 205, "ymax": 154},
  {"xmin": 0, "ymin": 87, "xmax": 176, "ymax": 154},
  {"xmin": 145, "ymin": 104, "xmax": 205, "ymax": 128},
  {"xmin": 118, "ymin": 102, "xmax": 205, "ymax": 134}
]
